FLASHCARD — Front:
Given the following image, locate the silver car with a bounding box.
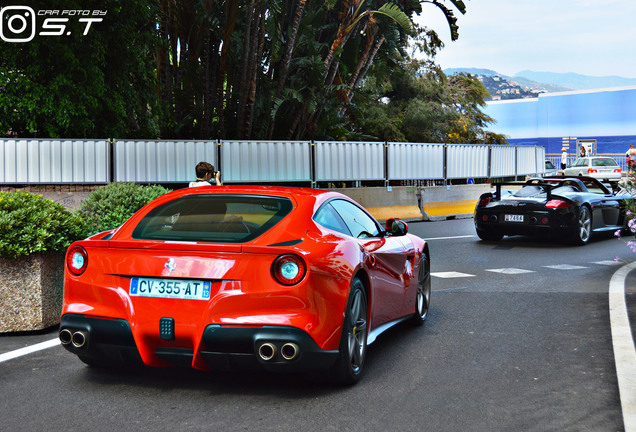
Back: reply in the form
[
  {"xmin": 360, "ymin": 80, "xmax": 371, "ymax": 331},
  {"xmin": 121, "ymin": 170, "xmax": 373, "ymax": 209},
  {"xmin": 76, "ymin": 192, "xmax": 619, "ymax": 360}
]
[
  {"xmin": 544, "ymin": 160, "xmax": 558, "ymax": 176},
  {"xmin": 562, "ymin": 157, "xmax": 622, "ymax": 181}
]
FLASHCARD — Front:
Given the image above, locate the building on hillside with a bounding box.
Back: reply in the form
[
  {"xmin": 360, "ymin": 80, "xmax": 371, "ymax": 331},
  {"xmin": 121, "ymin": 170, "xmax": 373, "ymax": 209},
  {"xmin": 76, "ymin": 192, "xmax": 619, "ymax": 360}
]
[{"xmin": 483, "ymin": 86, "xmax": 636, "ymax": 155}]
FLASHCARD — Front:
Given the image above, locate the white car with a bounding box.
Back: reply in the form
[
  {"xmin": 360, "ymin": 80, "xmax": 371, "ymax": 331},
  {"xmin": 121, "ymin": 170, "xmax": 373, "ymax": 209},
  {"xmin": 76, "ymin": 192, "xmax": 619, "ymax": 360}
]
[{"xmin": 562, "ymin": 157, "xmax": 622, "ymax": 181}]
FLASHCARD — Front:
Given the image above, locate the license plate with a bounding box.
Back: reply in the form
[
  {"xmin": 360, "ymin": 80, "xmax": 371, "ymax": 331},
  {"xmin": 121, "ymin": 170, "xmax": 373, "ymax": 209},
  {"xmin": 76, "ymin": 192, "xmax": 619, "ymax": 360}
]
[
  {"xmin": 505, "ymin": 214, "xmax": 524, "ymax": 222},
  {"xmin": 129, "ymin": 277, "xmax": 211, "ymax": 300}
]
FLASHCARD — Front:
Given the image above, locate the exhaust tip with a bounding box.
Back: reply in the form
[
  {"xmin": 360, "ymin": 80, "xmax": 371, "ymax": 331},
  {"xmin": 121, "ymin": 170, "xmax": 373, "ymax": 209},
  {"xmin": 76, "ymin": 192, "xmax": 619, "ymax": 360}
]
[
  {"xmin": 257, "ymin": 343, "xmax": 276, "ymax": 361},
  {"xmin": 59, "ymin": 329, "xmax": 73, "ymax": 345},
  {"xmin": 281, "ymin": 343, "xmax": 299, "ymax": 361},
  {"xmin": 71, "ymin": 331, "xmax": 88, "ymax": 348}
]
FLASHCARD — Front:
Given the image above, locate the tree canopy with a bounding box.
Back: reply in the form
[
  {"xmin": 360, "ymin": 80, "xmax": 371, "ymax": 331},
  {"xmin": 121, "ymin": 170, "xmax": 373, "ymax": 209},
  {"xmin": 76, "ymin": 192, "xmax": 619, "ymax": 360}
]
[{"xmin": 0, "ymin": 0, "xmax": 506, "ymax": 144}]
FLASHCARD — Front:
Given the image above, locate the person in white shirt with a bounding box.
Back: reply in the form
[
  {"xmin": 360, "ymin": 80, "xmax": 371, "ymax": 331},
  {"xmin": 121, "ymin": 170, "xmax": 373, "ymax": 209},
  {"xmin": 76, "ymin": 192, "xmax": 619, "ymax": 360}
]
[
  {"xmin": 189, "ymin": 161, "xmax": 222, "ymax": 187},
  {"xmin": 560, "ymin": 148, "xmax": 567, "ymax": 170}
]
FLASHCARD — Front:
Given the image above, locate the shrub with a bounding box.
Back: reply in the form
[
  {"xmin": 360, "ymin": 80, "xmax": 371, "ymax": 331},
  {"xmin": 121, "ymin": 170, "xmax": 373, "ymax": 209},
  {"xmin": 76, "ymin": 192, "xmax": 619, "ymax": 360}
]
[
  {"xmin": 78, "ymin": 182, "xmax": 172, "ymax": 235},
  {"xmin": 0, "ymin": 191, "xmax": 87, "ymax": 259}
]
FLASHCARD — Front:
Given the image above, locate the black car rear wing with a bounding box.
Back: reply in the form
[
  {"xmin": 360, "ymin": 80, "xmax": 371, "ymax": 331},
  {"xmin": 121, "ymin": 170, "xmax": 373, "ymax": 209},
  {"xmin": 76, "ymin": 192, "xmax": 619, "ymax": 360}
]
[{"xmin": 493, "ymin": 179, "xmax": 561, "ymax": 202}]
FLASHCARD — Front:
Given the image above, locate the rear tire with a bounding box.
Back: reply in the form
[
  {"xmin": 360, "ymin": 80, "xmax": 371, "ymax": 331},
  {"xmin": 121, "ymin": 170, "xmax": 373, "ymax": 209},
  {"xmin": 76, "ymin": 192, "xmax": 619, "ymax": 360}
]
[
  {"xmin": 332, "ymin": 278, "xmax": 368, "ymax": 385},
  {"xmin": 571, "ymin": 206, "xmax": 592, "ymax": 245},
  {"xmin": 409, "ymin": 255, "xmax": 431, "ymax": 326},
  {"xmin": 476, "ymin": 228, "xmax": 504, "ymax": 241}
]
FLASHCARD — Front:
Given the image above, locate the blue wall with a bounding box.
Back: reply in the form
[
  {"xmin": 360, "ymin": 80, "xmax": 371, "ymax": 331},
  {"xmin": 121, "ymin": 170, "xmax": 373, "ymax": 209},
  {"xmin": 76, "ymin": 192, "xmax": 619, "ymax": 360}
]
[{"xmin": 484, "ymin": 86, "xmax": 636, "ymax": 154}]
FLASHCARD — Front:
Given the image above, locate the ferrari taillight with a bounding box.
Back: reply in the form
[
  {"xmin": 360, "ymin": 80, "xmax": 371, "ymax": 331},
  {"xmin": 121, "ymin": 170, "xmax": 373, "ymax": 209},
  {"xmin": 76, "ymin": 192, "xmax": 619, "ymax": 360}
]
[
  {"xmin": 546, "ymin": 200, "xmax": 571, "ymax": 209},
  {"xmin": 272, "ymin": 254, "xmax": 307, "ymax": 285},
  {"xmin": 67, "ymin": 245, "xmax": 88, "ymax": 276},
  {"xmin": 478, "ymin": 196, "xmax": 491, "ymax": 207}
]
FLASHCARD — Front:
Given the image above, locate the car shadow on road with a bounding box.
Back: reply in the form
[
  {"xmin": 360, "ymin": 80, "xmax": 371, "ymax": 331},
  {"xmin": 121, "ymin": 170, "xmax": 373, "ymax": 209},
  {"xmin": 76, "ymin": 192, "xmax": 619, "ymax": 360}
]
[
  {"xmin": 74, "ymin": 308, "xmax": 444, "ymax": 396},
  {"xmin": 475, "ymin": 230, "xmax": 618, "ymax": 249}
]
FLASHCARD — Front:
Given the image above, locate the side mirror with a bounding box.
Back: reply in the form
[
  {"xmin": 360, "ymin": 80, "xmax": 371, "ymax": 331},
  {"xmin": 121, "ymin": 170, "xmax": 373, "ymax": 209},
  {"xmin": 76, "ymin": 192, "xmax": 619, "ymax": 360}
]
[{"xmin": 384, "ymin": 218, "xmax": 408, "ymax": 236}]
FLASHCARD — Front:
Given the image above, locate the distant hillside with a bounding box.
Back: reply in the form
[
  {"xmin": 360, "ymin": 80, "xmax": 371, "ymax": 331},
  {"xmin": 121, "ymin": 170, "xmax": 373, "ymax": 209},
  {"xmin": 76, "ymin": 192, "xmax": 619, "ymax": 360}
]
[
  {"xmin": 443, "ymin": 67, "xmax": 636, "ymax": 92},
  {"xmin": 507, "ymin": 76, "xmax": 569, "ymax": 93},
  {"xmin": 515, "ymin": 70, "xmax": 636, "ymax": 90},
  {"xmin": 444, "ymin": 68, "xmax": 570, "ymax": 95},
  {"xmin": 443, "ymin": 68, "xmax": 569, "ymax": 100},
  {"xmin": 444, "ymin": 68, "xmax": 499, "ymax": 77}
]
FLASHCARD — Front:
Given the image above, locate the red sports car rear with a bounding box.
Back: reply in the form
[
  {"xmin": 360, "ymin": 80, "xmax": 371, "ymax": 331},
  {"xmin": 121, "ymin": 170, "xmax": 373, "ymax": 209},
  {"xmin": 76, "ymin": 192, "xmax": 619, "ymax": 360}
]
[{"xmin": 60, "ymin": 186, "xmax": 430, "ymax": 383}]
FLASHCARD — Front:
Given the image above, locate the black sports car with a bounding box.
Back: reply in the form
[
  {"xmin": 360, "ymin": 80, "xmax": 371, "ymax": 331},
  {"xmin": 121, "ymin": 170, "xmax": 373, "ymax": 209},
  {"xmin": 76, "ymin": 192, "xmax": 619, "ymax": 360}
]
[{"xmin": 474, "ymin": 176, "xmax": 632, "ymax": 245}]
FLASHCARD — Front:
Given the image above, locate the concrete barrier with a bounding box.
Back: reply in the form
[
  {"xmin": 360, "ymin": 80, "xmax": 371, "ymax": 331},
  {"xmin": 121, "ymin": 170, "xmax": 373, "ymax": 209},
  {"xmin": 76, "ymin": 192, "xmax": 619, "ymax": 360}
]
[
  {"xmin": 331, "ymin": 184, "xmax": 491, "ymax": 222},
  {"xmin": 6, "ymin": 183, "xmax": 491, "ymax": 223}
]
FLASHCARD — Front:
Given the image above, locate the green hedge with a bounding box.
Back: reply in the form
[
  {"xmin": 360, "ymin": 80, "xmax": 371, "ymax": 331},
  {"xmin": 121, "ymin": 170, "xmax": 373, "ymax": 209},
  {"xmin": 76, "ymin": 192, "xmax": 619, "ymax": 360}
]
[
  {"xmin": 0, "ymin": 191, "xmax": 87, "ymax": 259},
  {"xmin": 78, "ymin": 183, "xmax": 172, "ymax": 236}
]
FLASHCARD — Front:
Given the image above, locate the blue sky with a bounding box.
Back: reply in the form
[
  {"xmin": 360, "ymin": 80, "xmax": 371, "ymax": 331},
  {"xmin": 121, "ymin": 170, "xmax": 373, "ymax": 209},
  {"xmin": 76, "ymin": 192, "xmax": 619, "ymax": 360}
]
[{"xmin": 414, "ymin": 0, "xmax": 636, "ymax": 78}]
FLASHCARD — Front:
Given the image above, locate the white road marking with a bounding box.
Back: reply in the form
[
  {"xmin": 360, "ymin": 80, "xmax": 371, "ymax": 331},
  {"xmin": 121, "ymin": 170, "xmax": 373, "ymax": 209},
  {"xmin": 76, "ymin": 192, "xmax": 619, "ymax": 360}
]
[
  {"xmin": 431, "ymin": 271, "xmax": 474, "ymax": 278},
  {"xmin": 0, "ymin": 338, "xmax": 60, "ymax": 364},
  {"xmin": 424, "ymin": 235, "xmax": 476, "ymax": 241},
  {"xmin": 485, "ymin": 268, "xmax": 535, "ymax": 274},
  {"xmin": 543, "ymin": 264, "xmax": 588, "ymax": 270},
  {"xmin": 593, "ymin": 260, "xmax": 623, "ymax": 266},
  {"xmin": 609, "ymin": 261, "xmax": 636, "ymax": 432}
]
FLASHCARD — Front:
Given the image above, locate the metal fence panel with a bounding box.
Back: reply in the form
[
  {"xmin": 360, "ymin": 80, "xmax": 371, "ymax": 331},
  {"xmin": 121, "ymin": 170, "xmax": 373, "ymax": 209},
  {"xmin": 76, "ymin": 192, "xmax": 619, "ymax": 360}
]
[
  {"xmin": 446, "ymin": 145, "xmax": 489, "ymax": 179},
  {"xmin": 221, "ymin": 140, "xmax": 311, "ymax": 182},
  {"xmin": 114, "ymin": 140, "xmax": 217, "ymax": 183},
  {"xmin": 0, "ymin": 139, "xmax": 109, "ymax": 184},
  {"xmin": 490, "ymin": 145, "xmax": 516, "ymax": 177},
  {"xmin": 517, "ymin": 146, "xmax": 538, "ymax": 175},
  {"xmin": 0, "ymin": 139, "xmax": 578, "ymax": 185},
  {"xmin": 315, "ymin": 141, "xmax": 384, "ymax": 181},
  {"xmin": 535, "ymin": 146, "xmax": 546, "ymax": 174},
  {"xmin": 387, "ymin": 142, "xmax": 444, "ymax": 180}
]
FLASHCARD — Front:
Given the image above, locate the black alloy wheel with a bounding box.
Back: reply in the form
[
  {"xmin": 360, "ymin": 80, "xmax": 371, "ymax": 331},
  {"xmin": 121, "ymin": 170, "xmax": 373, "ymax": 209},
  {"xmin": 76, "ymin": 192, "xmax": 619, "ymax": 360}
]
[
  {"xmin": 332, "ymin": 278, "xmax": 368, "ymax": 385},
  {"xmin": 410, "ymin": 254, "xmax": 431, "ymax": 326},
  {"xmin": 572, "ymin": 205, "xmax": 592, "ymax": 245}
]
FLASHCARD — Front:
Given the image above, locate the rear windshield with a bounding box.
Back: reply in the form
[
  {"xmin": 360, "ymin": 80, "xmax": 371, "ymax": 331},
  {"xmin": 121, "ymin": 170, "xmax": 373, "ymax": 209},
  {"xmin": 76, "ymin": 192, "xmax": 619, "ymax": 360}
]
[
  {"xmin": 132, "ymin": 194, "xmax": 293, "ymax": 243},
  {"xmin": 592, "ymin": 158, "xmax": 618, "ymax": 167},
  {"xmin": 513, "ymin": 183, "xmax": 581, "ymax": 198}
]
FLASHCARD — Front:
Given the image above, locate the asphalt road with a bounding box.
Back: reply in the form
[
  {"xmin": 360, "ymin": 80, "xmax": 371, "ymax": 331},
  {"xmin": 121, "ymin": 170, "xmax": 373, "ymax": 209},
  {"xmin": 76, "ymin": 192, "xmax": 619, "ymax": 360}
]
[{"xmin": 1, "ymin": 218, "xmax": 634, "ymax": 432}]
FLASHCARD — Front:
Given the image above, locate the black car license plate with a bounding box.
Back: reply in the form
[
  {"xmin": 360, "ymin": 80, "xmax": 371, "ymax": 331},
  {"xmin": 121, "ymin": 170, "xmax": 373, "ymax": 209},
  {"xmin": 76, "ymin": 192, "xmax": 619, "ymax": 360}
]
[{"xmin": 504, "ymin": 214, "xmax": 524, "ymax": 222}]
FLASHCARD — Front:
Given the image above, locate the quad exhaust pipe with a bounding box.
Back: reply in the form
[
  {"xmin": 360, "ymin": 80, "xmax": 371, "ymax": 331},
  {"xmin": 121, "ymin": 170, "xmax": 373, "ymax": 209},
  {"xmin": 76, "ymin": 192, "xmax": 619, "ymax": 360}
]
[
  {"xmin": 281, "ymin": 343, "xmax": 299, "ymax": 361},
  {"xmin": 59, "ymin": 329, "xmax": 72, "ymax": 345},
  {"xmin": 256, "ymin": 342, "xmax": 300, "ymax": 361},
  {"xmin": 258, "ymin": 343, "xmax": 276, "ymax": 361},
  {"xmin": 59, "ymin": 329, "xmax": 88, "ymax": 348},
  {"xmin": 72, "ymin": 331, "xmax": 88, "ymax": 348}
]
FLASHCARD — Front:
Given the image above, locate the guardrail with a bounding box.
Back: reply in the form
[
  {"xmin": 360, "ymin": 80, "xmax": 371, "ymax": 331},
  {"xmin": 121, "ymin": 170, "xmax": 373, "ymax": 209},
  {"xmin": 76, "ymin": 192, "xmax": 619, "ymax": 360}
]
[
  {"xmin": 546, "ymin": 153, "xmax": 628, "ymax": 172},
  {"xmin": 0, "ymin": 139, "xmax": 546, "ymax": 185}
]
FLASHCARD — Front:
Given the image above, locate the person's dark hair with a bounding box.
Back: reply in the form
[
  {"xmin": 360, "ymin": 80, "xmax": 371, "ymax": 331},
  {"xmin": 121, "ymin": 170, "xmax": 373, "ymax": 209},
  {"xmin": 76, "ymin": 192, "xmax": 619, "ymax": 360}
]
[{"xmin": 195, "ymin": 161, "xmax": 214, "ymax": 179}]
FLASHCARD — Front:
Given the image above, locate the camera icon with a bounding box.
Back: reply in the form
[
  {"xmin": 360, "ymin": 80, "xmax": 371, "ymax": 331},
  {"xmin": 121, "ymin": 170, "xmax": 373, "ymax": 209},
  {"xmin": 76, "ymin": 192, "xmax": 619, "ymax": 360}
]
[{"xmin": 0, "ymin": 6, "xmax": 36, "ymax": 43}]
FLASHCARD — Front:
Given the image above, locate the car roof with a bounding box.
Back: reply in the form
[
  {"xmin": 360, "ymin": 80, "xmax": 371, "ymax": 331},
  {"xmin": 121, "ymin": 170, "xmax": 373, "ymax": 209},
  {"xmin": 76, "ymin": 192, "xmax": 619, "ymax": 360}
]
[{"xmin": 161, "ymin": 185, "xmax": 344, "ymax": 202}]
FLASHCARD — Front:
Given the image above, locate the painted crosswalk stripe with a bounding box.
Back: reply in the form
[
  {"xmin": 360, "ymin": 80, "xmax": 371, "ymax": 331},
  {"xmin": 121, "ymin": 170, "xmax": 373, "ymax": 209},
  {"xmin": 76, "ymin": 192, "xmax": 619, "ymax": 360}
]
[
  {"xmin": 485, "ymin": 268, "xmax": 535, "ymax": 274},
  {"xmin": 431, "ymin": 271, "xmax": 474, "ymax": 278},
  {"xmin": 543, "ymin": 264, "xmax": 588, "ymax": 270}
]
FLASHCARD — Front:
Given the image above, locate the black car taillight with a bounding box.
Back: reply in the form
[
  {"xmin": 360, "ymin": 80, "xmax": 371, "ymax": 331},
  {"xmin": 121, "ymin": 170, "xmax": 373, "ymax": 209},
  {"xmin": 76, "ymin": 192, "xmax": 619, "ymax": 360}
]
[
  {"xmin": 546, "ymin": 200, "xmax": 571, "ymax": 209},
  {"xmin": 272, "ymin": 254, "xmax": 307, "ymax": 285},
  {"xmin": 67, "ymin": 245, "xmax": 88, "ymax": 276}
]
